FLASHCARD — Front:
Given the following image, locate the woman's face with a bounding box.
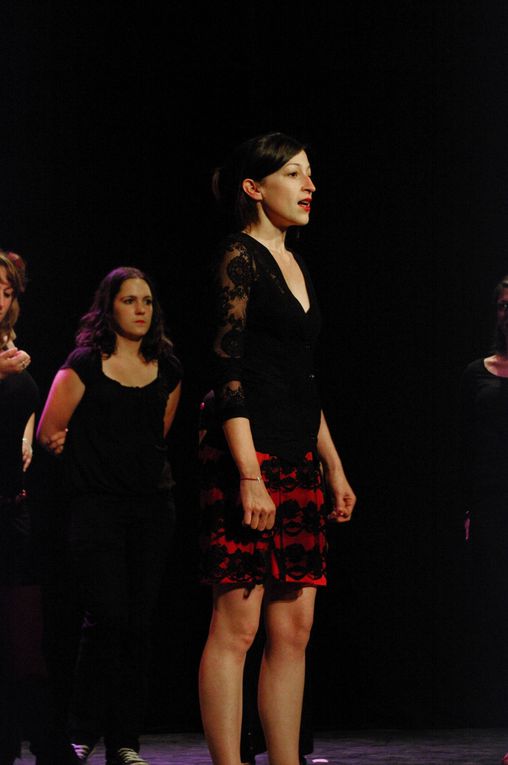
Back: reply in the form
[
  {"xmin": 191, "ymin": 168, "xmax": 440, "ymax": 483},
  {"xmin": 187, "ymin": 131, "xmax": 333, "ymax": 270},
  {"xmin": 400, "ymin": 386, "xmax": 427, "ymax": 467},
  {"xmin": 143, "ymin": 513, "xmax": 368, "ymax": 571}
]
[
  {"xmin": 250, "ymin": 150, "xmax": 316, "ymax": 229},
  {"xmin": 112, "ymin": 278, "xmax": 153, "ymax": 340},
  {"xmin": 0, "ymin": 266, "xmax": 14, "ymax": 324}
]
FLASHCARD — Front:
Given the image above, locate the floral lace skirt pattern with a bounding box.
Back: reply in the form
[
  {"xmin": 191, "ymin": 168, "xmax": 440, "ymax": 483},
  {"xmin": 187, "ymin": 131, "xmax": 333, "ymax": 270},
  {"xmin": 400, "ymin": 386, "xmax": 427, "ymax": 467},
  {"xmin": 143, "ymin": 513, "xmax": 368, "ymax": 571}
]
[{"xmin": 198, "ymin": 445, "xmax": 327, "ymax": 586}]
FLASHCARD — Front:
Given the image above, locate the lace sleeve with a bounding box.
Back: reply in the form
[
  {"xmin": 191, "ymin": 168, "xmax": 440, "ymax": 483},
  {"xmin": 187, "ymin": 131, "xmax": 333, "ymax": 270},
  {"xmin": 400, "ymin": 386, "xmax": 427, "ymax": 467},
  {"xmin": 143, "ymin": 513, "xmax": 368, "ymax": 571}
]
[{"xmin": 212, "ymin": 238, "xmax": 256, "ymax": 422}]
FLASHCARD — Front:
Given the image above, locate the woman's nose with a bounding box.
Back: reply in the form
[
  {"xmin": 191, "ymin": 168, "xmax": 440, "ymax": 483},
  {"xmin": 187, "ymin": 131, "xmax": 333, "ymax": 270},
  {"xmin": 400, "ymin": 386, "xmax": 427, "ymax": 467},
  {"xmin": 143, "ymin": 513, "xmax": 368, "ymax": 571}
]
[{"xmin": 304, "ymin": 176, "xmax": 316, "ymax": 193}]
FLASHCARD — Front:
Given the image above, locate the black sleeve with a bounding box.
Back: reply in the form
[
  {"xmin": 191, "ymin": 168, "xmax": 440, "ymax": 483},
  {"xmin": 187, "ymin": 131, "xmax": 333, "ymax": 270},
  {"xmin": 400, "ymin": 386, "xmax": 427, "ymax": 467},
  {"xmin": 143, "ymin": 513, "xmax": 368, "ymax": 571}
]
[
  {"xmin": 159, "ymin": 352, "xmax": 183, "ymax": 394},
  {"xmin": 60, "ymin": 347, "xmax": 100, "ymax": 385},
  {"xmin": 211, "ymin": 236, "xmax": 256, "ymax": 423}
]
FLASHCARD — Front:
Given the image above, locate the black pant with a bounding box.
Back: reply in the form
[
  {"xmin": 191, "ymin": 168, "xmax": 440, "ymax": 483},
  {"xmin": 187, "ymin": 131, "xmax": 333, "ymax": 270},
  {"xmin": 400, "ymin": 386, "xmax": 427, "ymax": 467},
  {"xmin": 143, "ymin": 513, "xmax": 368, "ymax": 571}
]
[
  {"xmin": 0, "ymin": 497, "xmax": 63, "ymax": 762},
  {"xmin": 464, "ymin": 497, "xmax": 508, "ymax": 725},
  {"xmin": 0, "ymin": 584, "xmax": 57, "ymax": 762},
  {"xmin": 67, "ymin": 493, "xmax": 174, "ymax": 754}
]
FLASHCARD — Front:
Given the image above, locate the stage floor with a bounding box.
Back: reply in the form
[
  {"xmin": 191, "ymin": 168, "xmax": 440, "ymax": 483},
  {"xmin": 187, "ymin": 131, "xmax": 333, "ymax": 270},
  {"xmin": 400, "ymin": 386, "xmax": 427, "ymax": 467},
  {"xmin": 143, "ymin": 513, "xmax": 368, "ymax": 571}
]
[{"xmin": 19, "ymin": 729, "xmax": 508, "ymax": 764}]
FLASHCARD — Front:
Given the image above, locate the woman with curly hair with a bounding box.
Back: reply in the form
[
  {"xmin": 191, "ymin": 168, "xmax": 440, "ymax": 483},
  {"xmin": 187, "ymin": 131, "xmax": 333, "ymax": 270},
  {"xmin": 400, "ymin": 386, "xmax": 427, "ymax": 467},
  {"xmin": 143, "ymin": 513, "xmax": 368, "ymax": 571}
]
[
  {"xmin": 37, "ymin": 266, "xmax": 182, "ymax": 765},
  {"xmin": 0, "ymin": 249, "xmax": 80, "ymax": 764}
]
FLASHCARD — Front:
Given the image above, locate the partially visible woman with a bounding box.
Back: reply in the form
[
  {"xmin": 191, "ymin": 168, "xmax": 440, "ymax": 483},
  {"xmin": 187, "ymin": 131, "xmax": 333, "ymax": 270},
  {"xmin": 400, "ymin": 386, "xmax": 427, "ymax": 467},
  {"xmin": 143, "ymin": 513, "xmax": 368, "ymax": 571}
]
[
  {"xmin": 198, "ymin": 132, "xmax": 356, "ymax": 765},
  {"xmin": 460, "ymin": 274, "xmax": 508, "ymax": 762},
  {"xmin": 37, "ymin": 267, "xmax": 182, "ymax": 765},
  {"xmin": 0, "ymin": 250, "xmax": 79, "ymax": 765}
]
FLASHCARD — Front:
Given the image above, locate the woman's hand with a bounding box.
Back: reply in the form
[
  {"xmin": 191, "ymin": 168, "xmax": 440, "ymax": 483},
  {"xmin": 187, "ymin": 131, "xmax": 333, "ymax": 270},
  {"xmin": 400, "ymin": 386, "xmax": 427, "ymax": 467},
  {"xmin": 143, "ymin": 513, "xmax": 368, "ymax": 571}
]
[
  {"xmin": 37, "ymin": 368, "xmax": 84, "ymax": 453},
  {"xmin": 240, "ymin": 478, "xmax": 276, "ymax": 531},
  {"xmin": 325, "ymin": 468, "xmax": 356, "ymax": 523},
  {"xmin": 0, "ymin": 347, "xmax": 30, "ymax": 379},
  {"xmin": 21, "ymin": 437, "xmax": 33, "ymax": 471},
  {"xmin": 44, "ymin": 429, "xmax": 68, "ymax": 456}
]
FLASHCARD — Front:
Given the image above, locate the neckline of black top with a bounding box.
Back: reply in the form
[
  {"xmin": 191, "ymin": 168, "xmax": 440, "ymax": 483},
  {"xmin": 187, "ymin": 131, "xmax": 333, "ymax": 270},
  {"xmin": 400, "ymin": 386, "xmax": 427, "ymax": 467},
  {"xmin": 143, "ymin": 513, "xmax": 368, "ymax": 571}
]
[
  {"xmin": 240, "ymin": 232, "xmax": 312, "ymax": 316},
  {"xmin": 100, "ymin": 367, "xmax": 159, "ymax": 390}
]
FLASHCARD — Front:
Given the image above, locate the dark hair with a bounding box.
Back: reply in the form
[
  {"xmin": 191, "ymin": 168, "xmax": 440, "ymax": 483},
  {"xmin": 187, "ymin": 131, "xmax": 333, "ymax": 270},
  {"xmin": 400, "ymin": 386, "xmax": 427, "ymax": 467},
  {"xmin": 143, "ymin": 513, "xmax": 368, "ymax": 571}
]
[
  {"xmin": 75, "ymin": 266, "xmax": 177, "ymax": 363},
  {"xmin": 212, "ymin": 132, "xmax": 308, "ymax": 230},
  {"xmin": 492, "ymin": 273, "xmax": 508, "ymax": 354},
  {"xmin": 0, "ymin": 250, "xmax": 27, "ymax": 340}
]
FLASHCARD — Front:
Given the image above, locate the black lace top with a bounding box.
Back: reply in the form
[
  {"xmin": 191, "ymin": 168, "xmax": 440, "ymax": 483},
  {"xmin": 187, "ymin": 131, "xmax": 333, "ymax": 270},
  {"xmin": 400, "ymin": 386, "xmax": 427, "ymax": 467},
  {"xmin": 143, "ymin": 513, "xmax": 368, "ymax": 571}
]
[{"xmin": 209, "ymin": 232, "xmax": 322, "ymax": 463}]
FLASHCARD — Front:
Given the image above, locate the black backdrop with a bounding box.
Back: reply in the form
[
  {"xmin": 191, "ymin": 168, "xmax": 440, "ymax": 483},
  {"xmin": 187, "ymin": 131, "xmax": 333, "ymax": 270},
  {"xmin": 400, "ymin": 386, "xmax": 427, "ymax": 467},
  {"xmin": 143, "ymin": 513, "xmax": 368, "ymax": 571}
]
[{"xmin": 3, "ymin": 0, "xmax": 508, "ymax": 734}]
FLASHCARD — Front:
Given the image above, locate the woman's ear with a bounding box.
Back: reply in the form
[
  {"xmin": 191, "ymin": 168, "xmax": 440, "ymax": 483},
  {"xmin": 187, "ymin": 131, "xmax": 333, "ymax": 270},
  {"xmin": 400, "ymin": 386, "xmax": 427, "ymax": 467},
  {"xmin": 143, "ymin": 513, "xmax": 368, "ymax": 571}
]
[{"xmin": 242, "ymin": 178, "xmax": 263, "ymax": 201}]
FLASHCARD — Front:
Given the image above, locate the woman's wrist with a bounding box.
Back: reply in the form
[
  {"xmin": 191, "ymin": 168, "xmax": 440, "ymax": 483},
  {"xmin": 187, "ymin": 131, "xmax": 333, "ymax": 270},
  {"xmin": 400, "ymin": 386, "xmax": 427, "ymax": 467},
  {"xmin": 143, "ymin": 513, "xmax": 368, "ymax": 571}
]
[
  {"xmin": 321, "ymin": 460, "xmax": 344, "ymax": 478},
  {"xmin": 239, "ymin": 474, "xmax": 262, "ymax": 482}
]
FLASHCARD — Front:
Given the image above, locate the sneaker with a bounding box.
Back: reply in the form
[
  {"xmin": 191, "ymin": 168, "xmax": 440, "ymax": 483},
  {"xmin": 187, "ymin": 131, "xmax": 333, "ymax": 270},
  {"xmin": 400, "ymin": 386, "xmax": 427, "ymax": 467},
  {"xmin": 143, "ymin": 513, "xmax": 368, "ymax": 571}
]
[
  {"xmin": 107, "ymin": 749, "xmax": 150, "ymax": 765},
  {"xmin": 71, "ymin": 743, "xmax": 96, "ymax": 762}
]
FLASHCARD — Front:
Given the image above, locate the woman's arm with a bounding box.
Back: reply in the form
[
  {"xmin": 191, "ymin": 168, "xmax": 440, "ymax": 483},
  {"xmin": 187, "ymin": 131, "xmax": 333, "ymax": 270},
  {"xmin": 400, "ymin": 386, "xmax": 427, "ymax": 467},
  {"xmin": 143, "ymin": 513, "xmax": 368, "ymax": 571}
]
[
  {"xmin": 317, "ymin": 411, "xmax": 356, "ymax": 522},
  {"xmin": 223, "ymin": 416, "xmax": 276, "ymax": 531},
  {"xmin": 163, "ymin": 381, "xmax": 182, "ymax": 437},
  {"xmin": 36, "ymin": 368, "xmax": 85, "ymax": 455},
  {"xmin": 21, "ymin": 412, "xmax": 35, "ymax": 471},
  {"xmin": 211, "ymin": 241, "xmax": 275, "ymax": 530}
]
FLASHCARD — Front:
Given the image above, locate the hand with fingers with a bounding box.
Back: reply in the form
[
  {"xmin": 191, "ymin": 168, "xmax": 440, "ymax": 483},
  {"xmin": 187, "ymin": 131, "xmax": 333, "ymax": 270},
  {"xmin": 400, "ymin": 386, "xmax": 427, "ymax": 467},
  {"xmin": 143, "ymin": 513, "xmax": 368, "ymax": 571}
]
[
  {"xmin": 0, "ymin": 346, "xmax": 31, "ymax": 379},
  {"xmin": 325, "ymin": 470, "xmax": 356, "ymax": 523},
  {"xmin": 240, "ymin": 476, "xmax": 276, "ymax": 531},
  {"xmin": 44, "ymin": 428, "xmax": 69, "ymax": 456}
]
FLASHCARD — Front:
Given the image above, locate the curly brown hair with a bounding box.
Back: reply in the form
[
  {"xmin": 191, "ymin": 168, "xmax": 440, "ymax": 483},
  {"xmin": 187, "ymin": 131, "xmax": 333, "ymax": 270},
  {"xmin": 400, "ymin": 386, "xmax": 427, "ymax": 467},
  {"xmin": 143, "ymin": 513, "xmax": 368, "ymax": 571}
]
[{"xmin": 0, "ymin": 250, "xmax": 26, "ymax": 341}]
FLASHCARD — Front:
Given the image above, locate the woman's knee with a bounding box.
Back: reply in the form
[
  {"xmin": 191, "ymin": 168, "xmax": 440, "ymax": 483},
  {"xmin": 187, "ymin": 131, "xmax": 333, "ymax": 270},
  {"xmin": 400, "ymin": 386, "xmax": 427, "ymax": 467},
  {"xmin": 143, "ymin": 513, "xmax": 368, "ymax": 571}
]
[
  {"xmin": 265, "ymin": 608, "xmax": 314, "ymax": 654},
  {"xmin": 209, "ymin": 614, "xmax": 260, "ymax": 656}
]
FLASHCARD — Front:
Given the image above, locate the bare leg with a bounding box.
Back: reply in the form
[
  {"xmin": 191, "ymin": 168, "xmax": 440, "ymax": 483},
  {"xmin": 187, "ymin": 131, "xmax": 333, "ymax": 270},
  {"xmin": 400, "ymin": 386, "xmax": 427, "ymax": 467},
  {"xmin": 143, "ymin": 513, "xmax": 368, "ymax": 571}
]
[
  {"xmin": 199, "ymin": 585, "xmax": 264, "ymax": 765},
  {"xmin": 259, "ymin": 585, "xmax": 316, "ymax": 765}
]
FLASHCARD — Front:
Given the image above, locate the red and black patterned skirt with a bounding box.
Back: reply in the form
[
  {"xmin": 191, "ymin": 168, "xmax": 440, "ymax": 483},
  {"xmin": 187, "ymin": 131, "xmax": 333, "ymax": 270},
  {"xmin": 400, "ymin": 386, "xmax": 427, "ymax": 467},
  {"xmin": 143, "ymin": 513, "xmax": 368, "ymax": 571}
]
[{"xmin": 198, "ymin": 444, "xmax": 328, "ymax": 587}]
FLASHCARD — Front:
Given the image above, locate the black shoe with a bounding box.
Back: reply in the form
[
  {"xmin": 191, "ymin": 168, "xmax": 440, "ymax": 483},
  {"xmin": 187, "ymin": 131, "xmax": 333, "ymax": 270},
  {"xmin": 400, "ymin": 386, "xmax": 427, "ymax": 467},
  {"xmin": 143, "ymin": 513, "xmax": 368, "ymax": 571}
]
[
  {"xmin": 34, "ymin": 741, "xmax": 86, "ymax": 765},
  {"xmin": 107, "ymin": 749, "xmax": 150, "ymax": 765},
  {"xmin": 35, "ymin": 744, "xmax": 84, "ymax": 765}
]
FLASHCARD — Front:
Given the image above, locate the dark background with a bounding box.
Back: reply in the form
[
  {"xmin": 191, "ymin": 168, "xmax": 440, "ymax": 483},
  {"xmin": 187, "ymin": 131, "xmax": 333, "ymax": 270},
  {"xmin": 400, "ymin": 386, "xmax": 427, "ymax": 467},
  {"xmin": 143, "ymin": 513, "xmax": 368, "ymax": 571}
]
[{"xmin": 3, "ymin": 0, "xmax": 508, "ymax": 734}]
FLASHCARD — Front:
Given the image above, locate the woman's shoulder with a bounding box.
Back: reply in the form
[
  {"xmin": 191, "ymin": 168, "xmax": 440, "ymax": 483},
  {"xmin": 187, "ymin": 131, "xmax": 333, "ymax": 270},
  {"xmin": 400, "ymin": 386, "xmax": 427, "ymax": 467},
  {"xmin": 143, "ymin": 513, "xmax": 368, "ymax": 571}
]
[
  {"xmin": 214, "ymin": 233, "xmax": 259, "ymax": 285},
  {"xmin": 463, "ymin": 357, "xmax": 490, "ymax": 375},
  {"xmin": 218, "ymin": 231, "xmax": 257, "ymax": 257},
  {"xmin": 60, "ymin": 346, "xmax": 101, "ymax": 381},
  {"xmin": 158, "ymin": 349, "xmax": 183, "ymax": 390},
  {"xmin": 464, "ymin": 357, "xmax": 484, "ymax": 372},
  {"xmin": 461, "ymin": 357, "xmax": 493, "ymax": 387}
]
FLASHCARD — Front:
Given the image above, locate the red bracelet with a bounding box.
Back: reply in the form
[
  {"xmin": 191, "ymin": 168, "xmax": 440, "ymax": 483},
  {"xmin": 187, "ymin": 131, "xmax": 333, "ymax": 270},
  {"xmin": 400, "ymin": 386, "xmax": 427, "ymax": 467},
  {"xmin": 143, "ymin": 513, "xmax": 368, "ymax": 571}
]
[{"xmin": 239, "ymin": 476, "xmax": 262, "ymax": 482}]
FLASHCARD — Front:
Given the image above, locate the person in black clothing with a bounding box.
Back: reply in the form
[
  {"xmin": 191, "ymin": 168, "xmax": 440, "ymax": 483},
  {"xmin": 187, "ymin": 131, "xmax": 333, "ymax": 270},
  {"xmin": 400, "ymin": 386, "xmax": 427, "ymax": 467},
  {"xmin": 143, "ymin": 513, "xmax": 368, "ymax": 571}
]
[
  {"xmin": 461, "ymin": 274, "xmax": 508, "ymax": 762},
  {"xmin": 37, "ymin": 267, "xmax": 182, "ymax": 765},
  {"xmin": 198, "ymin": 132, "xmax": 356, "ymax": 765},
  {"xmin": 0, "ymin": 250, "xmax": 79, "ymax": 765}
]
